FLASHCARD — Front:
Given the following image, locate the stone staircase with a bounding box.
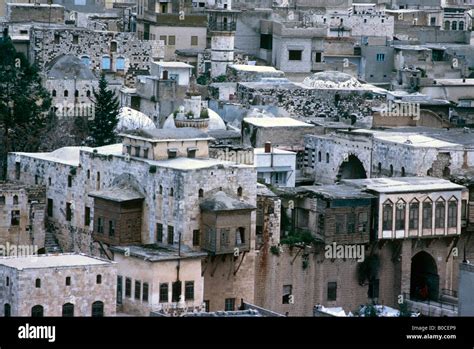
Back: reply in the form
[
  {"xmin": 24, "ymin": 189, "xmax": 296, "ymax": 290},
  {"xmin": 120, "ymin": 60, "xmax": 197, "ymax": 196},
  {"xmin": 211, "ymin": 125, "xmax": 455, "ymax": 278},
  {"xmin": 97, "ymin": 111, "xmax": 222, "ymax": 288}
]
[{"xmin": 44, "ymin": 229, "xmax": 62, "ymax": 254}]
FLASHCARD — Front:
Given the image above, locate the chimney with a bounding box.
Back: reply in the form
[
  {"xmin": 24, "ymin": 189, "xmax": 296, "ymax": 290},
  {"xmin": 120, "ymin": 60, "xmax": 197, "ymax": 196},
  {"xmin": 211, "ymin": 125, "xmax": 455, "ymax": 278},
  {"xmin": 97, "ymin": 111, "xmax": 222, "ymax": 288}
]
[{"xmin": 264, "ymin": 141, "xmax": 271, "ymax": 153}]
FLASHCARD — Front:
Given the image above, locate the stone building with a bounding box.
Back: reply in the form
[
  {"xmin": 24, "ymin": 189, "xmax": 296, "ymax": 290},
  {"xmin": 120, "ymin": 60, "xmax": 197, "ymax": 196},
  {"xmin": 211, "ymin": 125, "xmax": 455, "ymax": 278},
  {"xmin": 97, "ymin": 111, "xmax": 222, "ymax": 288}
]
[
  {"xmin": 6, "ymin": 3, "xmax": 65, "ymax": 24},
  {"xmin": 29, "ymin": 25, "xmax": 164, "ymax": 87},
  {"xmin": 0, "ymin": 182, "xmax": 46, "ymax": 253},
  {"xmin": 254, "ymin": 143, "xmax": 297, "ymax": 187},
  {"xmin": 303, "ymin": 127, "xmax": 474, "ymax": 185},
  {"xmin": 254, "ymin": 177, "xmax": 469, "ymax": 316},
  {"xmin": 0, "ymin": 253, "xmax": 116, "ymax": 317},
  {"xmin": 7, "ymin": 128, "xmax": 258, "ymax": 313}
]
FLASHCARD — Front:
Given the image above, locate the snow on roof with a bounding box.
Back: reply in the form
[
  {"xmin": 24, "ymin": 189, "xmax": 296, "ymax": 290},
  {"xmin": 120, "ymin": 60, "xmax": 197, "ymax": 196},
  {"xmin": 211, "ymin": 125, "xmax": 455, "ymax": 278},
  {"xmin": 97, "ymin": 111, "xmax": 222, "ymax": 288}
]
[
  {"xmin": 207, "ymin": 108, "xmax": 226, "ymax": 130},
  {"xmin": 0, "ymin": 253, "xmax": 112, "ymax": 270},
  {"xmin": 117, "ymin": 107, "xmax": 156, "ymax": 132},
  {"xmin": 343, "ymin": 177, "xmax": 465, "ymax": 193},
  {"xmin": 229, "ymin": 64, "xmax": 282, "ymax": 73},
  {"xmin": 244, "ymin": 117, "xmax": 313, "ymax": 128},
  {"xmin": 316, "ymin": 306, "xmax": 350, "ymax": 317},
  {"xmin": 373, "ymin": 133, "xmax": 460, "ymax": 148},
  {"xmin": 154, "ymin": 61, "xmax": 193, "ymax": 69},
  {"xmin": 432, "ymin": 79, "xmax": 474, "ymax": 86},
  {"xmin": 155, "ymin": 157, "xmax": 252, "ymax": 171},
  {"xmin": 13, "ymin": 146, "xmax": 92, "ymax": 166},
  {"xmin": 303, "ymin": 71, "xmax": 363, "ymax": 89},
  {"xmin": 123, "ymin": 128, "xmax": 212, "ymax": 142},
  {"xmin": 254, "ymin": 148, "xmax": 296, "ymax": 155},
  {"xmin": 200, "ymin": 191, "xmax": 255, "ymax": 212}
]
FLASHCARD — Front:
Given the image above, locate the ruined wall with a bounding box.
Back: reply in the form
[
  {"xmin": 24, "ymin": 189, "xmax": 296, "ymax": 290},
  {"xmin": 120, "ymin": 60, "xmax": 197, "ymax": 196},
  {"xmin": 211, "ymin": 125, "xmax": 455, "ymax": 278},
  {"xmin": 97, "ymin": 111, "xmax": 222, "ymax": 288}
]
[{"xmin": 242, "ymin": 122, "xmax": 315, "ymax": 148}]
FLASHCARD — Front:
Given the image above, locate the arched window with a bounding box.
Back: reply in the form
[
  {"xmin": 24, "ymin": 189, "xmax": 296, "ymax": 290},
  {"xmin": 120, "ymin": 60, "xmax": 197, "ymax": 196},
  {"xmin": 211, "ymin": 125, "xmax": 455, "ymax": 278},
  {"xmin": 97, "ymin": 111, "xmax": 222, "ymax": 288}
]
[
  {"xmin": 448, "ymin": 199, "xmax": 458, "ymax": 228},
  {"xmin": 31, "ymin": 305, "xmax": 43, "ymax": 317},
  {"xmin": 86, "ymin": 90, "xmax": 91, "ymax": 98},
  {"xmin": 389, "ymin": 164, "xmax": 394, "ymax": 177},
  {"xmin": 91, "ymin": 301, "xmax": 104, "ymax": 317},
  {"xmin": 401, "ymin": 167, "xmax": 406, "ymax": 177},
  {"xmin": 52, "ymin": 89, "xmax": 57, "ymax": 97},
  {"xmin": 159, "ymin": 185, "xmax": 163, "ymax": 195},
  {"xmin": 110, "ymin": 41, "xmax": 117, "ymax": 52},
  {"xmin": 452, "ymin": 21, "xmax": 457, "ymax": 30},
  {"xmin": 318, "ymin": 151, "xmax": 322, "ymax": 162},
  {"xmin": 435, "ymin": 198, "xmax": 445, "ymax": 228},
  {"xmin": 35, "ymin": 278, "xmax": 41, "ymax": 288},
  {"xmin": 237, "ymin": 187, "xmax": 243, "ymax": 197},
  {"xmin": 170, "ymin": 188, "xmax": 174, "ymax": 197},
  {"xmin": 382, "ymin": 200, "xmax": 393, "ymax": 231},
  {"xmin": 395, "ymin": 200, "xmax": 406, "ymax": 230},
  {"xmin": 409, "ymin": 199, "xmax": 419, "ymax": 230},
  {"xmin": 101, "ymin": 56, "xmax": 111, "ymax": 70},
  {"xmin": 13, "ymin": 195, "xmax": 18, "ymax": 205},
  {"xmin": 116, "ymin": 57, "xmax": 125, "ymax": 71},
  {"xmin": 96, "ymin": 275, "xmax": 102, "ymax": 284},
  {"xmin": 326, "ymin": 153, "xmax": 330, "ymax": 163},
  {"xmin": 74, "ymin": 90, "xmax": 79, "ymax": 98},
  {"xmin": 459, "ymin": 21, "xmax": 464, "ymax": 31},
  {"xmin": 62, "ymin": 303, "xmax": 74, "ymax": 317},
  {"xmin": 4, "ymin": 304, "xmax": 11, "ymax": 317},
  {"xmin": 0, "ymin": 195, "xmax": 4, "ymax": 205},
  {"xmin": 198, "ymin": 189, "xmax": 203, "ymax": 198},
  {"xmin": 81, "ymin": 56, "xmax": 90, "ymax": 67},
  {"xmin": 422, "ymin": 199, "xmax": 433, "ymax": 229},
  {"xmin": 64, "ymin": 90, "xmax": 69, "ymax": 97},
  {"xmin": 444, "ymin": 21, "xmax": 450, "ymax": 30}
]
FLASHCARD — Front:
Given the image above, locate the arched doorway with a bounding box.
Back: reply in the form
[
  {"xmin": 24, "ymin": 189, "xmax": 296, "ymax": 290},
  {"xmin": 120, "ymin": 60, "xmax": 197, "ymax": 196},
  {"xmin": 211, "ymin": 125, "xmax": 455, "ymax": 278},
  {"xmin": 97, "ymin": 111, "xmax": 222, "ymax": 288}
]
[
  {"xmin": 337, "ymin": 154, "xmax": 367, "ymax": 181},
  {"xmin": 91, "ymin": 301, "xmax": 104, "ymax": 317},
  {"xmin": 410, "ymin": 251, "xmax": 439, "ymax": 301}
]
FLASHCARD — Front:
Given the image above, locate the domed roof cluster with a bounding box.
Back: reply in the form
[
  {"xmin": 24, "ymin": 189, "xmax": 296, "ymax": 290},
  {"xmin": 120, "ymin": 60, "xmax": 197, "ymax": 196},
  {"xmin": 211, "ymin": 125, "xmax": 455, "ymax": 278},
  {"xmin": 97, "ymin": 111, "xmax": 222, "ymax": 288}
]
[
  {"xmin": 116, "ymin": 107, "xmax": 156, "ymax": 132},
  {"xmin": 302, "ymin": 71, "xmax": 363, "ymax": 89},
  {"xmin": 163, "ymin": 108, "xmax": 226, "ymax": 131}
]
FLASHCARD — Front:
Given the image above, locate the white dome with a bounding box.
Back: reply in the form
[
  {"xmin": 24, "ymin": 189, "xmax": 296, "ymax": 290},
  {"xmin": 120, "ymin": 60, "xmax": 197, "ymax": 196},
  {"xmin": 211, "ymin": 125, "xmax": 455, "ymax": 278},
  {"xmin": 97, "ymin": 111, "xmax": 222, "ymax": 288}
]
[
  {"xmin": 207, "ymin": 108, "xmax": 226, "ymax": 130},
  {"xmin": 163, "ymin": 113, "xmax": 177, "ymax": 129},
  {"xmin": 303, "ymin": 71, "xmax": 362, "ymax": 89},
  {"xmin": 116, "ymin": 107, "xmax": 156, "ymax": 131}
]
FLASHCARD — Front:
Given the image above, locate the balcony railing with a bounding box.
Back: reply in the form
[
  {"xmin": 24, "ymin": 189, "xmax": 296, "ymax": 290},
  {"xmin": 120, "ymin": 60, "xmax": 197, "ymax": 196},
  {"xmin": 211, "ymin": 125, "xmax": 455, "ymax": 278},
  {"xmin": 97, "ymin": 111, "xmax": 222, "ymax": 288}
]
[{"xmin": 209, "ymin": 22, "xmax": 236, "ymax": 32}]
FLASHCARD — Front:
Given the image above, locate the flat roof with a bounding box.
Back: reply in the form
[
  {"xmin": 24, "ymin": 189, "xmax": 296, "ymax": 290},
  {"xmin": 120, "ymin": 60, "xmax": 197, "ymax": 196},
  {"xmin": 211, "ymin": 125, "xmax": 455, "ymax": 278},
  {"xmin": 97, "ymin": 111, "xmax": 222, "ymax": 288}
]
[
  {"xmin": 432, "ymin": 79, "xmax": 474, "ymax": 86},
  {"xmin": 153, "ymin": 61, "xmax": 193, "ymax": 69},
  {"xmin": 111, "ymin": 244, "xmax": 207, "ymax": 262},
  {"xmin": 89, "ymin": 185, "xmax": 144, "ymax": 202},
  {"xmin": 229, "ymin": 64, "xmax": 282, "ymax": 73},
  {"xmin": 0, "ymin": 253, "xmax": 113, "ymax": 270},
  {"xmin": 277, "ymin": 184, "xmax": 375, "ymax": 200},
  {"xmin": 254, "ymin": 148, "xmax": 296, "ymax": 155},
  {"xmin": 122, "ymin": 128, "xmax": 212, "ymax": 142},
  {"xmin": 342, "ymin": 177, "xmax": 465, "ymax": 193},
  {"xmin": 244, "ymin": 117, "xmax": 313, "ymax": 128}
]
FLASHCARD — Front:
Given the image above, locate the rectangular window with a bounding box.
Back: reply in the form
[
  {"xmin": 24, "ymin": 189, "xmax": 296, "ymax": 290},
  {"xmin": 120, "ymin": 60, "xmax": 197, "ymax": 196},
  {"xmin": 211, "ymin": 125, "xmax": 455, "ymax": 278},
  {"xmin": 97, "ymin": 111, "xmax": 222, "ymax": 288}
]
[
  {"xmin": 409, "ymin": 203, "xmax": 419, "ymax": 229},
  {"xmin": 185, "ymin": 281, "xmax": 194, "ymax": 301},
  {"xmin": 376, "ymin": 53, "xmax": 385, "ymax": 61},
  {"xmin": 358, "ymin": 212, "xmax": 368, "ymax": 232},
  {"xmin": 435, "ymin": 202, "xmax": 445, "ymax": 228},
  {"xmin": 167, "ymin": 225, "xmax": 174, "ymax": 244},
  {"xmin": 97, "ymin": 217, "xmax": 104, "ymax": 234},
  {"xmin": 11, "ymin": 210, "xmax": 20, "ymax": 226},
  {"xmin": 368, "ymin": 279, "xmax": 380, "ymax": 299},
  {"xmin": 395, "ymin": 204, "xmax": 405, "ymax": 230},
  {"xmin": 448, "ymin": 201, "xmax": 457, "ymax": 228},
  {"xmin": 15, "ymin": 162, "xmax": 20, "ymax": 180},
  {"xmin": 160, "ymin": 283, "xmax": 169, "ymax": 303},
  {"xmin": 335, "ymin": 214, "xmax": 346, "ymax": 234},
  {"xmin": 168, "ymin": 35, "xmax": 176, "ymax": 46},
  {"xmin": 224, "ymin": 298, "xmax": 235, "ymax": 311},
  {"xmin": 288, "ymin": 50, "xmax": 302, "ymax": 61},
  {"xmin": 236, "ymin": 227, "xmax": 245, "ymax": 245},
  {"xmin": 117, "ymin": 276, "xmax": 123, "ymax": 305},
  {"xmin": 72, "ymin": 34, "xmax": 79, "ymax": 44},
  {"xmin": 134, "ymin": 146, "xmax": 140, "ymax": 157},
  {"xmin": 143, "ymin": 283, "xmax": 149, "ymax": 302},
  {"xmin": 143, "ymin": 148, "xmax": 149, "ymax": 159},
  {"xmin": 192, "ymin": 230, "xmax": 200, "ymax": 246},
  {"xmin": 462, "ymin": 200, "xmax": 467, "ymax": 220},
  {"xmin": 382, "ymin": 203, "xmax": 393, "ymax": 231},
  {"xmin": 85, "ymin": 207, "xmax": 91, "ymax": 226},
  {"xmin": 135, "ymin": 281, "xmax": 141, "ymax": 300},
  {"xmin": 125, "ymin": 278, "xmax": 131, "ymax": 297},
  {"xmin": 159, "ymin": 35, "xmax": 167, "ymax": 45},
  {"xmin": 109, "ymin": 220, "xmax": 115, "ymax": 236},
  {"xmin": 47, "ymin": 198, "xmax": 53, "ymax": 217},
  {"xmin": 423, "ymin": 202, "xmax": 432, "ymax": 229},
  {"xmin": 191, "ymin": 35, "xmax": 198, "ymax": 46},
  {"xmin": 66, "ymin": 203, "xmax": 72, "ymax": 221},
  {"xmin": 260, "ymin": 34, "xmax": 272, "ymax": 50},
  {"xmin": 282, "ymin": 285, "xmax": 292, "ymax": 304},
  {"xmin": 157, "ymin": 223, "xmax": 163, "ymax": 242},
  {"xmin": 315, "ymin": 52, "xmax": 322, "ymax": 62},
  {"xmin": 68, "ymin": 175, "xmax": 72, "ymax": 187},
  {"xmin": 347, "ymin": 213, "xmax": 356, "ymax": 233},
  {"xmin": 220, "ymin": 228, "xmax": 230, "ymax": 247},
  {"xmin": 172, "ymin": 281, "xmax": 182, "ymax": 302},
  {"xmin": 327, "ymin": 282, "xmax": 337, "ymax": 301}
]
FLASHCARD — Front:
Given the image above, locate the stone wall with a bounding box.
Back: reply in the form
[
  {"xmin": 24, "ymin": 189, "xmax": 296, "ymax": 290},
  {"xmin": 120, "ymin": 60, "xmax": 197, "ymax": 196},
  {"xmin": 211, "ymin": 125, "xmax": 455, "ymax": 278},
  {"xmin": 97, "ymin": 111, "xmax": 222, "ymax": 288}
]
[
  {"xmin": 30, "ymin": 27, "xmax": 161, "ymax": 87},
  {"xmin": 7, "ymin": 4, "xmax": 64, "ymax": 23}
]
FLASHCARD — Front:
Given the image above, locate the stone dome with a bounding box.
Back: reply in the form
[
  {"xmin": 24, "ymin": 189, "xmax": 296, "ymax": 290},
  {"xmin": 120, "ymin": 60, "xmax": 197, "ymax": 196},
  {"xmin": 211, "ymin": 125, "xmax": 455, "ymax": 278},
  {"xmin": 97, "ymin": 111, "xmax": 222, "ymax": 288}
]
[
  {"xmin": 302, "ymin": 71, "xmax": 363, "ymax": 89},
  {"xmin": 46, "ymin": 54, "xmax": 96, "ymax": 80},
  {"xmin": 207, "ymin": 109, "xmax": 226, "ymax": 130}
]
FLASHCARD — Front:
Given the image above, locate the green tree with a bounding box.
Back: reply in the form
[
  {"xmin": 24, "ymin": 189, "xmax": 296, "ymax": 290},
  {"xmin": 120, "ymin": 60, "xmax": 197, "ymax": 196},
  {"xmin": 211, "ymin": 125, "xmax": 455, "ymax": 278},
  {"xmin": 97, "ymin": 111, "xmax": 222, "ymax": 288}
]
[
  {"xmin": 0, "ymin": 34, "xmax": 52, "ymax": 178},
  {"xmin": 88, "ymin": 73, "xmax": 120, "ymax": 147}
]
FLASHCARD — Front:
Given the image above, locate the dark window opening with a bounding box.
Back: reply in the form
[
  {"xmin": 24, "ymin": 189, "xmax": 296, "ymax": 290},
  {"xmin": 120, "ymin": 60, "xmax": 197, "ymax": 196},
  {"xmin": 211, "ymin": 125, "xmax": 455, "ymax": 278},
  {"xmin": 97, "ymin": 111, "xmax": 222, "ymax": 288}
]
[
  {"xmin": 125, "ymin": 278, "xmax": 131, "ymax": 297},
  {"xmin": 135, "ymin": 281, "xmax": 141, "ymax": 300},
  {"xmin": 288, "ymin": 50, "xmax": 302, "ymax": 61},
  {"xmin": 160, "ymin": 283, "xmax": 169, "ymax": 303},
  {"xmin": 327, "ymin": 282, "xmax": 337, "ymax": 301},
  {"xmin": 172, "ymin": 281, "xmax": 182, "ymax": 302},
  {"xmin": 185, "ymin": 281, "xmax": 194, "ymax": 301},
  {"xmin": 157, "ymin": 223, "xmax": 163, "ymax": 243},
  {"xmin": 192, "ymin": 230, "xmax": 200, "ymax": 246}
]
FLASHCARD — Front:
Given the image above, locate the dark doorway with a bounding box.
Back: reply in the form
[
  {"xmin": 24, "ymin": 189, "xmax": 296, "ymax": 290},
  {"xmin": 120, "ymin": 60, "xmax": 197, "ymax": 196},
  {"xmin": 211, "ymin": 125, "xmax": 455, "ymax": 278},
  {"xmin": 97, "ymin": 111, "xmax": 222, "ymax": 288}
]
[
  {"xmin": 91, "ymin": 301, "xmax": 104, "ymax": 317},
  {"xmin": 337, "ymin": 154, "xmax": 367, "ymax": 181},
  {"xmin": 62, "ymin": 303, "xmax": 74, "ymax": 317},
  {"xmin": 410, "ymin": 251, "xmax": 439, "ymax": 301}
]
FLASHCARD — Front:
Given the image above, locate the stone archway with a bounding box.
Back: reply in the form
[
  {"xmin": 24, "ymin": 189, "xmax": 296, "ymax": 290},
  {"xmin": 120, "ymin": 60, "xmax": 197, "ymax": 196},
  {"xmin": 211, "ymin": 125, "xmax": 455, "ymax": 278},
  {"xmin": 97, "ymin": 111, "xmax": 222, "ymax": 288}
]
[
  {"xmin": 410, "ymin": 251, "xmax": 439, "ymax": 301},
  {"xmin": 336, "ymin": 154, "xmax": 367, "ymax": 181}
]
